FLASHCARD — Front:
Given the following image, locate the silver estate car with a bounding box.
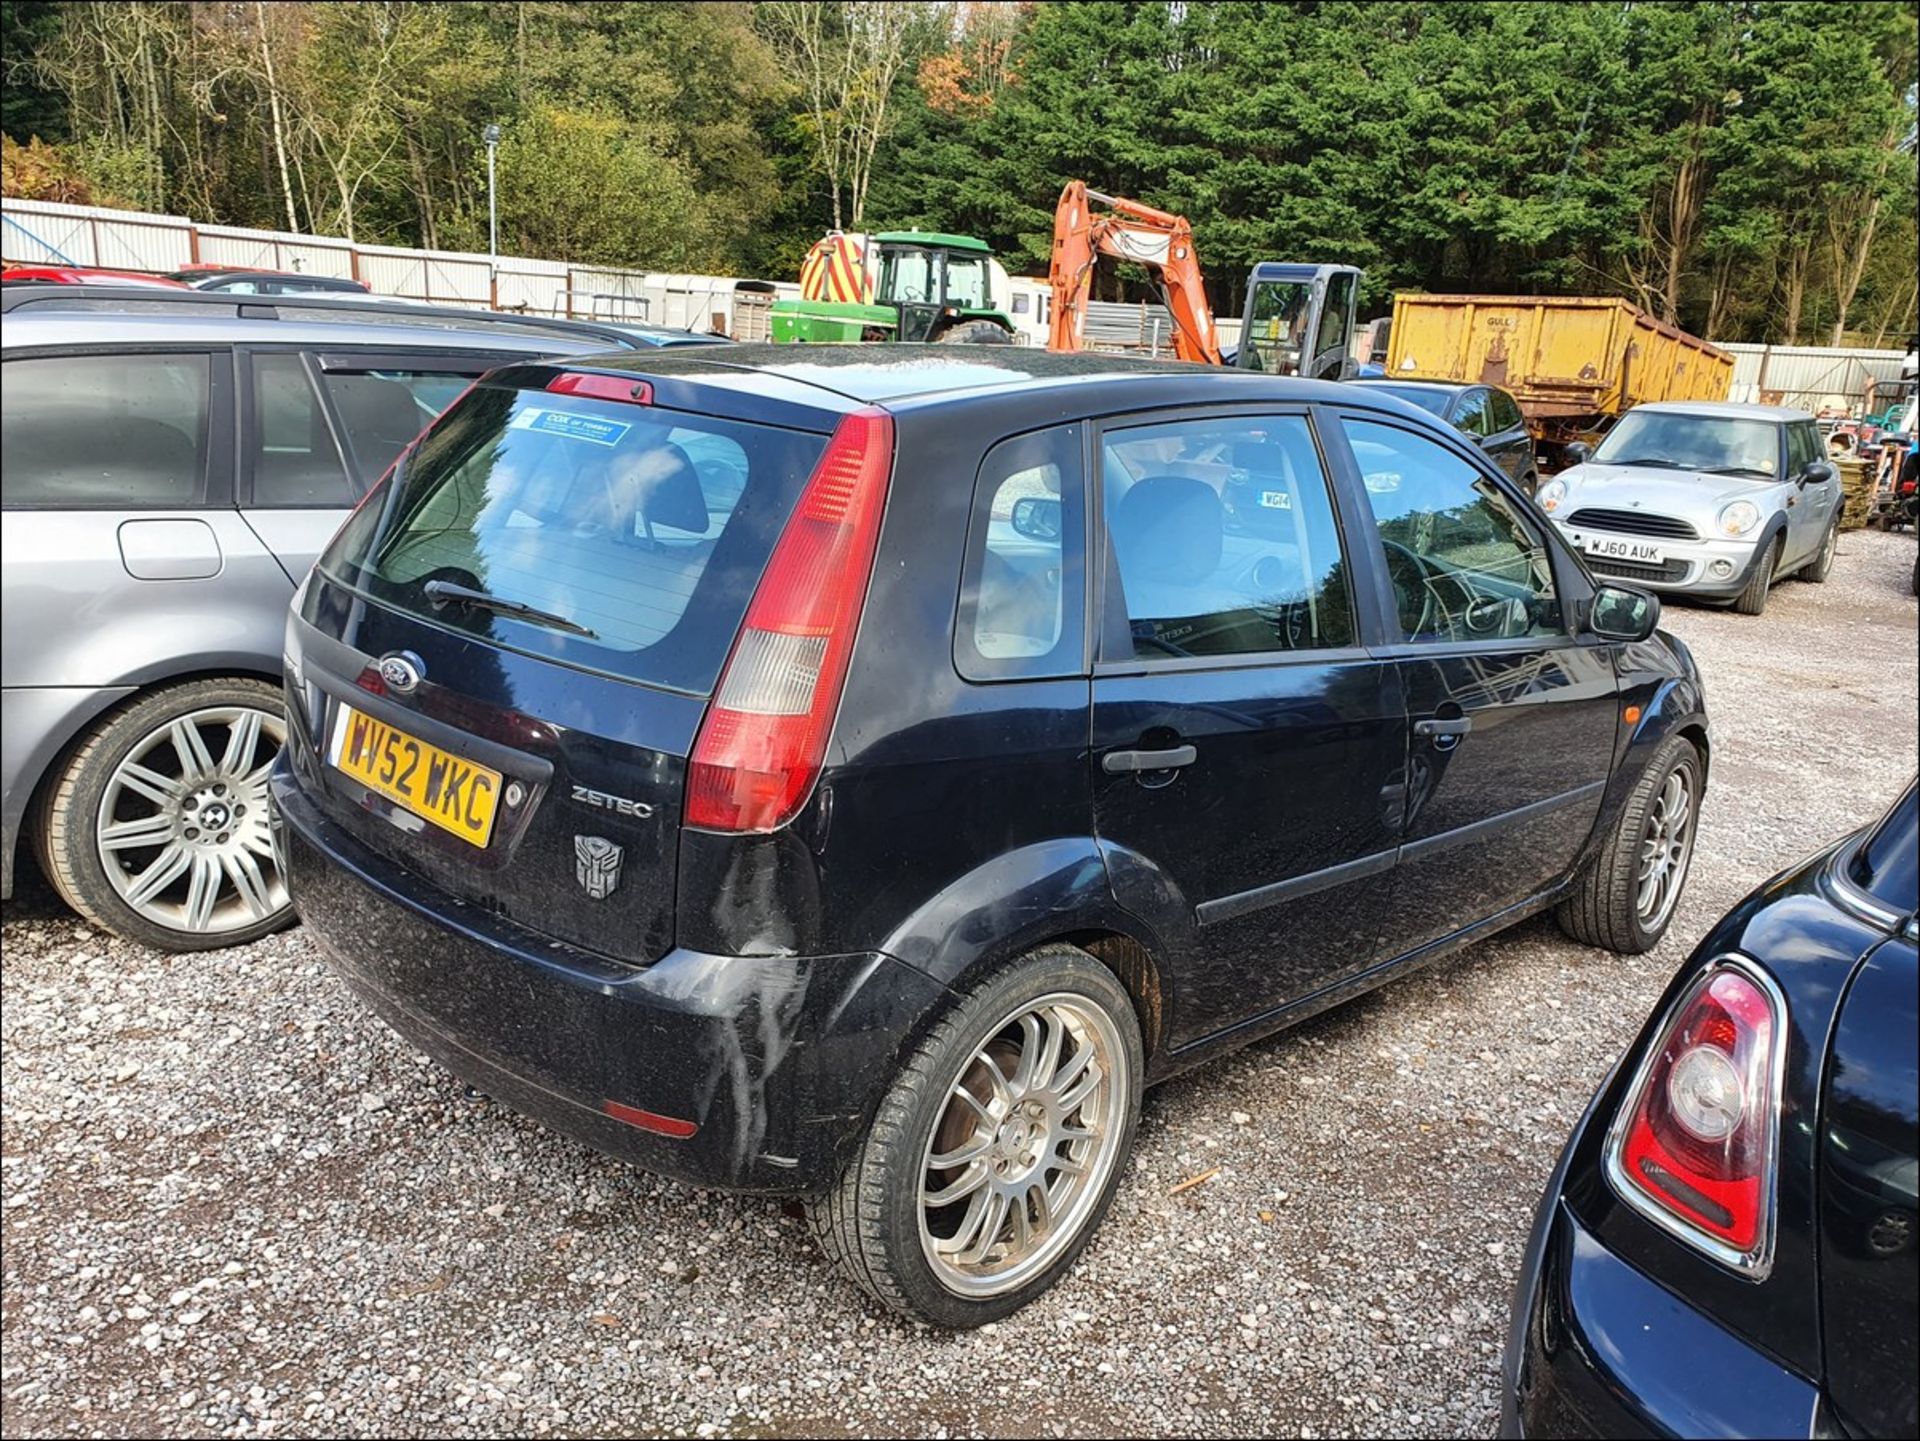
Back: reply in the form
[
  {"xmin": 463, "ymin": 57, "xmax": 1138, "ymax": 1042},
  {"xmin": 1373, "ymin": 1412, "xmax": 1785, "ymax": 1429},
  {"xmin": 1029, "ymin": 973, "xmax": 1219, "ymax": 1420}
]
[
  {"xmin": 1536, "ymin": 402, "xmax": 1841, "ymax": 617},
  {"xmin": 0, "ymin": 292, "xmax": 649, "ymax": 951}
]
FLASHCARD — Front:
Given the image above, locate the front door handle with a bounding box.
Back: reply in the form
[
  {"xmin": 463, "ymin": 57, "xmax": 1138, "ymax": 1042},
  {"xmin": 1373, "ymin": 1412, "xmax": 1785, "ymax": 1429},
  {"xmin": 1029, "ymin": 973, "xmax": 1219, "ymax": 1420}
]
[
  {"xmin": 1413, "ymin": 717, "xmax": 1473, "ymax": 738},
  {"xmin": 1102, "ymin": 744, "xmax": 1198, "ymax": 774}
]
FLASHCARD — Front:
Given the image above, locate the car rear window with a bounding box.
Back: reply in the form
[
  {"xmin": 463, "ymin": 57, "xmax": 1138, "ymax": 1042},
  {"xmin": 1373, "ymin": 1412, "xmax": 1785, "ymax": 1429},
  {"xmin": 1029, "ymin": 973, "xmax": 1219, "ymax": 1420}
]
[
  {"xmin": 1848, "ymin": 783, "xmax": 1917, "ymax": 919},
  {"xmin": 318, "ymin": 380, "xmax": 827, "ymax": 694}
]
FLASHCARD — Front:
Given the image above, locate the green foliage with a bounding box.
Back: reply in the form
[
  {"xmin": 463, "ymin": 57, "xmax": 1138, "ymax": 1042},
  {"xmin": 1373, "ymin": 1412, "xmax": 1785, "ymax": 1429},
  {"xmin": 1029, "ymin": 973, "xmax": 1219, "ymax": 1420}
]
[{"xmin": 2, "ymin": 1, "xmax": 1912, "ymax": 344}]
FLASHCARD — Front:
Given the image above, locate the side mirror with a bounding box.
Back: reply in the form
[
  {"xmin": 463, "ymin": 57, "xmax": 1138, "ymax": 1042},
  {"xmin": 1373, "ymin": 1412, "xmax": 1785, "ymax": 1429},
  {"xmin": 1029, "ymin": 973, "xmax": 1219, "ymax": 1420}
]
[
  {"xmin": 1588, "ymin": 583, "xmax": 1661, "ymax": 643},
  {"xmin": 1802, "ymin": 460, "xmax": 1835, "ymax": 486},
  {"xmin": 1565, "ymin": 441, "xmax": 1594, "ymax": 467},
  {"xmin": 1010, "ymin": 495, "xmax": 1063, "ymax": 542}
]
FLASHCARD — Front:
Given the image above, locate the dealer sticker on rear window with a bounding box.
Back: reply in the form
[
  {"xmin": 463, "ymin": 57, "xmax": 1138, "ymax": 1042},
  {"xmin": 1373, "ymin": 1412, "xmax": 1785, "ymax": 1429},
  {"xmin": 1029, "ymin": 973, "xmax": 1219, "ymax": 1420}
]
[{"xmin": 510, "ymin": 407, "xmax": 632, "ymax": 447}]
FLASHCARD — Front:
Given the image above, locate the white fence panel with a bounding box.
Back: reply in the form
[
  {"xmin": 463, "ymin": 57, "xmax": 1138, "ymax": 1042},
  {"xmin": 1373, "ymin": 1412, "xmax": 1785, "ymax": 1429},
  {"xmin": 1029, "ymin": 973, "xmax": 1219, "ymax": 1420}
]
[{"xmin": 197, "ymin": 225, "xmax": 355, "ymax": 278}]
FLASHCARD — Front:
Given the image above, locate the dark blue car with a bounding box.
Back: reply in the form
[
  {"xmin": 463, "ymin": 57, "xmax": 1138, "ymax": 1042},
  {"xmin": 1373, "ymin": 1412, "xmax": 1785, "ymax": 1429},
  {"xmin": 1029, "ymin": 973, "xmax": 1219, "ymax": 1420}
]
[
  {"xmin": 274, "ymin": 345, "xmax": 1709, "ymax": 1325},
  {"xmin": 1504, "ymin": 780, "xmax": 1918, "ymax": 1439}
]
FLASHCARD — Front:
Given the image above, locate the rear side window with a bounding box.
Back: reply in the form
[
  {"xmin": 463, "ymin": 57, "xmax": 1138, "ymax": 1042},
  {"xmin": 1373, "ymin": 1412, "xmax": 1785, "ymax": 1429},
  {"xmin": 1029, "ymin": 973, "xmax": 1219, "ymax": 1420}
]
[
  {"xmin": 319, "ymin": 382, "xmax": 827, "ymax": 694},
  {"xmin": 1, "ymin": 352, "xmax": 210, "ymax": 509},
  {"xmin": 250, "ymin": 352, "xmax": 353, "ymax": 507},
  {"xmin": 956, "ymin": 426, "xmax": 1084, "ymax": 681},
  {"xmin": 316, "ymin": 368, "xmax": 474, "ymax": 488},
  {"xmin": 1100, "ymin": 414, "xmax": 1355, "ymax": 659}
]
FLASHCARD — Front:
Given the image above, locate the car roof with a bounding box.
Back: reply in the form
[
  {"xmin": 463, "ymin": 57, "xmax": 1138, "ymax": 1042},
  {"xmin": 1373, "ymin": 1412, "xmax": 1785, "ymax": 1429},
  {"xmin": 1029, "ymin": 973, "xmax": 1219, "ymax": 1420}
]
[
  {"xmin": 872, "ymin": 231, "xmax": 990, "ymax": 252},
  {"xmin": 1632, "ymin": 400, "xmax": 1811, "ymax": 422},
  {"xmin": 1354, "ymin": 378, "xmax": 1472, "ymax": 396},
  {"xmin": 0, "ymin": 309, "xmax": 613, "ymax": 356},
  {"xmin": 541, "ymin": 342, "xmax": 1376, "ymax": 412}
]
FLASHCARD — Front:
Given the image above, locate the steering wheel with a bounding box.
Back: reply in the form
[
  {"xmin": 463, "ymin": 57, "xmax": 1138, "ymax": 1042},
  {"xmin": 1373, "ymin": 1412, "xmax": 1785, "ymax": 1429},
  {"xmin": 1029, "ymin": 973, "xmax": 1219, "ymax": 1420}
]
[
  {"xmin": 898, "ymin": 284, "xmax": 925, "ymax": 302},
  {"xmin": 1379, "ymin": 539, "xmax": 1443, "ymax": 639}
]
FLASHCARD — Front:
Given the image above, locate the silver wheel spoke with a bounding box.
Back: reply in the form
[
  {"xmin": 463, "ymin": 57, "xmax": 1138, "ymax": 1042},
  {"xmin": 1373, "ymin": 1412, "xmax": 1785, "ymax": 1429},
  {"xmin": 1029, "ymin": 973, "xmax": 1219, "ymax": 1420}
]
[
  {"xmin": 928, "ymin": 1130, "xmax": 993, "ymax": 1171},
  {"xmin": 923, "ymin": 1161, "xmax": 990, "ymax": 1208},
  {"xmin": 1049, "ymin": 1043, "xmax": 1094, "ymax": 1100},
  {"xmin": 116, "ymin": 762, "xmax": 182, "ymax": 809},
  {"xmin": 220, "ymin": 710, "xmax": 265, "ymax": 778},
  {"xmin": 99, "ymin": 814, "xmax": 176, "ymax": 852},
  {"xmin": 1009, "ymin": 1011, "xmax": 1046, "ymax": 1092},
  {"xmin": 221, "ymin": 849, "xmax": 274, "ymax": 919},
  {"xmin": 170, "ymin": 717, "xmax": 217, "ymax": 778},
  {"xmin": 958, "ymin": 1191, "xmax": 1011, "ymax": 1266},
  {"xmin": 1028, "ymin": 1182, "xmax": 1053, "ymax": 1237},
  {"xmin": 183, "ymin": 855, "xmax": 223, "ymax": 931},
  {"xmin": 124, "ymin": 844, "xmax": 191, "ymax": 907},
  {"xmin": 1056, "ymin": 1056, "xmax": 1104, "ymax": 1115}
]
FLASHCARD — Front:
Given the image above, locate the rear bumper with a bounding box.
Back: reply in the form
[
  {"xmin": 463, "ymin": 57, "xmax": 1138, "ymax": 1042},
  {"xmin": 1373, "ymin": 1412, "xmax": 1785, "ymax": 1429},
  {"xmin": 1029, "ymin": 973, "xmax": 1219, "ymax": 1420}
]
[
  {"xmin": 274, "ymin": 765, "xmax": 950, "ymax": 1195},
  {"xmin": 1502, "ymin": 1086, "xmax": 1822, "ymax": 1439}
]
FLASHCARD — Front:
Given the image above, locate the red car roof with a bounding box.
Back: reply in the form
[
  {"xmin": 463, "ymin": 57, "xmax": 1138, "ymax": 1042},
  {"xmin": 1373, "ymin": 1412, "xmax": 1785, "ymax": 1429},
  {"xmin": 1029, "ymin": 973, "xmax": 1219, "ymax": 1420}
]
[{"xmin": 1, "ymin": 266, "xmax": 191, "ymax": 289}]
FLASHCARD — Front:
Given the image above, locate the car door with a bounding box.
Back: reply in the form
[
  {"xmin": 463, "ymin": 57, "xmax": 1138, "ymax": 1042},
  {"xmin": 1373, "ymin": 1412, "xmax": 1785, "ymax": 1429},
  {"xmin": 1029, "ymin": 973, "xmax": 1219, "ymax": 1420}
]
[
  {"xmin": 1330, "ymin": 412, "xmax": 1620, "ymax": 958},
  {"xmin": 1089, "ymin": 408, "xmax": 1407, "ymax": 1045},
  {"xmin": 1785, "ymin": 419, "xmax": 1839, "ymax": 564},
  {"xmin": 0, "ymin": 346, "xmax": 289, "ymax": 691},
  {"xmin": 236, "ymin": 347, "xmax": 516, "ymax": 583},
  {"xmin": 1486, "ymin": 388, "xmax": 1537, "ymax": 487}
]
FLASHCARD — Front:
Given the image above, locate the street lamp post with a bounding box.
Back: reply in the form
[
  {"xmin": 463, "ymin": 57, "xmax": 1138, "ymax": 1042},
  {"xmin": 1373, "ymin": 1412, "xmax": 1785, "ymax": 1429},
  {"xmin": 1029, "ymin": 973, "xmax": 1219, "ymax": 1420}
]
[{"xmin": 483, "ymin": 123, "xmax": 501, "ymax": 270}]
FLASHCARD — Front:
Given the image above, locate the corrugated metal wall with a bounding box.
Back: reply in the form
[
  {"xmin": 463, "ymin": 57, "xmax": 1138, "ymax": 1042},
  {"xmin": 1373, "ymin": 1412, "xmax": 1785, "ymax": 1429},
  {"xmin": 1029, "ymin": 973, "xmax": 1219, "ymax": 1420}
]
[{"xmin": 1717, "ymin": 343, "xmax": 1908, "ymax": 410}]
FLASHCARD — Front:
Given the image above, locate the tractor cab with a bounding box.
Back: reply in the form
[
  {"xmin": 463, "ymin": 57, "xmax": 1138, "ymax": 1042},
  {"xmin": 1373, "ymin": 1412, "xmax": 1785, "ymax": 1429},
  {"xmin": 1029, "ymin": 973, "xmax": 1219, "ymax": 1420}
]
[
  {"xmin": 1236, "ymin": 263, "xmax": 1362, "ymax": 379},
  {"xmin": 772, "ymin": 230, "xmax": 1015, "ymax": 345}
]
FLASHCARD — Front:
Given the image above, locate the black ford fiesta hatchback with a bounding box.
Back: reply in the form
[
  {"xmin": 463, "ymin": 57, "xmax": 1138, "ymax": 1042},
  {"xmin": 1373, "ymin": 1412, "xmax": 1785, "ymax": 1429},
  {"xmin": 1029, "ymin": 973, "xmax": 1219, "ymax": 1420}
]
[{"xmin": 275, "ymin": 344, "xmax": 1709, "ymax": 1325}]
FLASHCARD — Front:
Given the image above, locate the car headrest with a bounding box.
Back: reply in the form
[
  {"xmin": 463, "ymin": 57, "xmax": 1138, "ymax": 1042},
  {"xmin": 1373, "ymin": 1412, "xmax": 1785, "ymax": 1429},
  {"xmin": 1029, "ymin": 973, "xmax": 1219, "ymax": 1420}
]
[
  {"xmin": 617, "ymin": 439, "xmax": 708, "ymax": 535},
  {"xmin": 1115, "ymin": 475, "xmax": 1222, "ymax": 584}
]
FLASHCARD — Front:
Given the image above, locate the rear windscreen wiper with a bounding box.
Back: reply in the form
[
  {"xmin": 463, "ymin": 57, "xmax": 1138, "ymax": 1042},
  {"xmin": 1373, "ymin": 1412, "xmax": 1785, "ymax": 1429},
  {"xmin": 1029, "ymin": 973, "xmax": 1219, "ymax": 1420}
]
[{"xmin": 422, "ymin": 579, "xmax": 598, "ymax": 639}]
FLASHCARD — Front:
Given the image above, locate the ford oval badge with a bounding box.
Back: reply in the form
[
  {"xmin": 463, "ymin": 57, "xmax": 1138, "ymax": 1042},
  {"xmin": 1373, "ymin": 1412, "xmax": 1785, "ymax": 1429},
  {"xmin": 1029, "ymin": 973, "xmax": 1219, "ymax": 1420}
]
[{"xmin": 377, "ymin": 651, "xmax": 424, "ymax": 695}]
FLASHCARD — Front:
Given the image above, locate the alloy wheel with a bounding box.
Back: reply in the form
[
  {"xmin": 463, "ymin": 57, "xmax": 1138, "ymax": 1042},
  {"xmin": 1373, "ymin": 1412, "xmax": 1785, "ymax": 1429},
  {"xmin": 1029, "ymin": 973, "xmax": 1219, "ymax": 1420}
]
[
  {"xmin": 1636, "ymin": 766, "xmax": 1696, "ymax": 931},
  {"xmin": 95, "ymin": 705, "xmax": 288, "ymax": 937},
  {"xmin": 917, "ymin": 994, "xmax": 1131, "ymax": 1298}
]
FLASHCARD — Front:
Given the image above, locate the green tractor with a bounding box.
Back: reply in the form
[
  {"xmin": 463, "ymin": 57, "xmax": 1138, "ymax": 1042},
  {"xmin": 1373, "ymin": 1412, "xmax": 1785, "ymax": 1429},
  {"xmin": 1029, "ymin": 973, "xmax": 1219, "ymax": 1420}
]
[{"xmin": 771, "ymin": 230, "xmax": 1016, "ymax": 345}]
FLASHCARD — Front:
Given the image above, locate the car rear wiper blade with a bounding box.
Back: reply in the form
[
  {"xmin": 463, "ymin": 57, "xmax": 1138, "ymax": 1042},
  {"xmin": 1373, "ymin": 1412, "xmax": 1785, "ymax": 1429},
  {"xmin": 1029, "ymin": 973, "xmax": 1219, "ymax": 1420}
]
[{"xmin": 422, "ymin": 579, "xmax": 598, "ymax": 639}]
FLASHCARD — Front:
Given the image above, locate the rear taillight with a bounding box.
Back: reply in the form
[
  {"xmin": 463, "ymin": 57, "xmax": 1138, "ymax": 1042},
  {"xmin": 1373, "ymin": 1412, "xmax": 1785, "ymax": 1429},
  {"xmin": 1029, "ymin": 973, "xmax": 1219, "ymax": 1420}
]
[
  {"xmin": 685, "ymin": 407, "xmax": 894, "ymax": 833},
  {"xmin": 1605, "ymin": 958, "xmax": 1786, "ymax": 1276}
]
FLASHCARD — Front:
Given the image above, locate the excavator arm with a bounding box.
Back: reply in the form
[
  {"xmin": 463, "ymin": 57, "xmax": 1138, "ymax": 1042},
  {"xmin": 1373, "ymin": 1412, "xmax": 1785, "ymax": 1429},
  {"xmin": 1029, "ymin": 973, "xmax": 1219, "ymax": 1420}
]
[{"xmin": 1048, "ymin": 180, "xmax": 1223, "ymax": 365}]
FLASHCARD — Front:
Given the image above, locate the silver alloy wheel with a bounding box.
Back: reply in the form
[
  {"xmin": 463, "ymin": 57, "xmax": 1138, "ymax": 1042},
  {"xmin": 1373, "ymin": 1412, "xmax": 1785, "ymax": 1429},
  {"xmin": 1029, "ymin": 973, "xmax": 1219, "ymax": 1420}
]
[
  {"xmin": 1636, "ymin": 766, "xmax": 1696, "ymax": 930},
  {"xmin": 1820, "ymin": 522, "xmax": 1838, "ymax": 571},
  {"xmin": 917, "ymin": 993, "xmax": 1130, "ymax": 1298},
  {"xmin": 95, "ymin": 704, "xmax": 288, "ymax": 937}
]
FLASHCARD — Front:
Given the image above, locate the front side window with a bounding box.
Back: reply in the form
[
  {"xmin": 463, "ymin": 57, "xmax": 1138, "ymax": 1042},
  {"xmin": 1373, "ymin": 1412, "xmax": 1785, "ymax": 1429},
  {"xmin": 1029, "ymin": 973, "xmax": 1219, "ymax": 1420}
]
[
  {"xmin": 1490, "ymin": 389, "xmax": 1526, "ymax": 432},
  {"xmin": 1, "ymin": 352, "xmax": 210, "ymax": 509},
  {"xmin": 1314, "ymin": 271, "xmax": 1354, "ymax": 365},
  {"xmin": 957, "ymin": 426, "xmax": 1083, "ymax": 681},
  {"xmin": 1593, "ymin": 411, "xmax": 1779, "ymax": 479},
  {"xmin": 1101, "ymin": 414, "xmax": 1354, "ymax": 659},
  {"xmin": 1453, "ymin": 390, "xmax": 1491, "ymax": 436},
  {"xmin": 879, "ymin": 248, "xmax": 939, "ymax": 305},
  {"xmin": 1343, "ymin": 418, "xmax": 1561, "ymax": 644},
  {"xmin": 250, "ymin": 352, "xmax": 353, "ymax": 507}
]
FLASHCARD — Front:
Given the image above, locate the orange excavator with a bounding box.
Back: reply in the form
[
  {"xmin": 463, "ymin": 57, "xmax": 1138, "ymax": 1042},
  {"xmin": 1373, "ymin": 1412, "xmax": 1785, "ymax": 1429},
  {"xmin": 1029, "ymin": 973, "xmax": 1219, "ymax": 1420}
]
[
  {"xmin": 1048, "ymin": 179, "xmax": 1366, "ymax": 379},
  {"xmin": 1048, "ymin": 180, "xmax": 1223, "ymax": 365}
]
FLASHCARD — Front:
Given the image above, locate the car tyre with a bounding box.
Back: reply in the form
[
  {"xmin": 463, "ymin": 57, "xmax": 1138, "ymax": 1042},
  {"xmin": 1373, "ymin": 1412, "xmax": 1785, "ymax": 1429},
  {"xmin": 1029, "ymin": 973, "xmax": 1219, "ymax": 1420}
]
[
  {"xmin": 1797, "ymin": 520, "xmax": 1839, "ymax": 583},
  {"xmin": 933, "ymin": 319, "xmax": 1014, "ymax": 345},
  {"xmin": 1731, "ymin": 536, "xmax": 1779, "ymax": 615},
  {"xmin": 35, "ymin": 677, "xmax": 293, "ymax": 952},
  {"xmin": 809, "ymin": 944, "xmax": 1143, "ymax": 1327},
  {"xmin": 1555, "ymin": 733, "xmax": 1702, "ymax": 954}
]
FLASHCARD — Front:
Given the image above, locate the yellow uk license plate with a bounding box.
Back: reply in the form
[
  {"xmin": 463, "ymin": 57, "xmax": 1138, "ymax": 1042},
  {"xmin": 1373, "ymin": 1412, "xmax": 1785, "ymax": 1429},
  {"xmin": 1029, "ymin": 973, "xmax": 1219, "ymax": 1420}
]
[{"xmin": 328, "ymin": 703, "xmax": 502, "ymax": 847}]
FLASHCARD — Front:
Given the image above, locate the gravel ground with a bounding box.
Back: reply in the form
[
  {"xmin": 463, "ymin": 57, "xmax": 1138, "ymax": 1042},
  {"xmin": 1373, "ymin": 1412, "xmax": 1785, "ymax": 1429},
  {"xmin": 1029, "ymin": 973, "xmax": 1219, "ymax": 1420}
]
[{"xmin": 4, "ymin": 527, "xmax": 1916, "ymax": 1441}]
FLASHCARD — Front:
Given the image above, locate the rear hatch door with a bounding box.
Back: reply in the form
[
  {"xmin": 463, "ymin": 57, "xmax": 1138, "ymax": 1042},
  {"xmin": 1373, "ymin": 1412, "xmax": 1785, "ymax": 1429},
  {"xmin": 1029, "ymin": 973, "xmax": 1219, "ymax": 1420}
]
[{"xmin": 290, "ymin": 365, "xmax": 833, "ymax": 962}]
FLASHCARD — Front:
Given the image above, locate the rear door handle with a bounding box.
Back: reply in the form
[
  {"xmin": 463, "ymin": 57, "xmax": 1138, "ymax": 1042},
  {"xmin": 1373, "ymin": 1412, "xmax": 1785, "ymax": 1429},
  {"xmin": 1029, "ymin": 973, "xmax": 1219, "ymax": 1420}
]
[
  {"xmin": 1102, "ymin": 744, "xmax": 1198, "ymax": 774},
  {"xmin": 1412, "ymin": 717, "xmax": 1473, "ymax": 738}
]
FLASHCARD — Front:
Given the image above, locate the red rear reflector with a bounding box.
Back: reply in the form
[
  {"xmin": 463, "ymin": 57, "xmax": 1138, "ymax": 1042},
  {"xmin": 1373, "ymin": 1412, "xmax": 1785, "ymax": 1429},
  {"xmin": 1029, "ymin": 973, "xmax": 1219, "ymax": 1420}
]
[
  {"xmin": 685, "ymin": 407, "xmax": 895, "ymax": 833},
  {"xmin": 1605, "ymin": 960, "xmax": 1784, "ymax": 1275},
  {"xmin": 602, "ymin": 1100, "xmax": 697, "ymax": 1139},
  {"xmin": 546, "ymin": 372, "xmax": 653, "ymax": 404}
]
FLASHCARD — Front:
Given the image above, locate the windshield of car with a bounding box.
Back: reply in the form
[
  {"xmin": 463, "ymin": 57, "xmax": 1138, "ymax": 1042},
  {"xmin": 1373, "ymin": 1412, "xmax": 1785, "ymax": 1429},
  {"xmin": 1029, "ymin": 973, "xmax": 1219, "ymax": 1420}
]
[
  {"xmin": 1593, "ymin": 411, "xmax": 1780, "ymax": 477},
  {"xmin": 1367, "ymin": 385, "xmax": 1453, "ymax": 418},
  {"xmin": 1239, "ymin": 280, "xmax": 1313, "ymax": 375},
  {"xmin": 1847, "ymin": 782, "xmax": 1917, "ymax": 919},
  {"xmin": 316, "ymin": 381, "xmax": 827, "ymax": 693}
]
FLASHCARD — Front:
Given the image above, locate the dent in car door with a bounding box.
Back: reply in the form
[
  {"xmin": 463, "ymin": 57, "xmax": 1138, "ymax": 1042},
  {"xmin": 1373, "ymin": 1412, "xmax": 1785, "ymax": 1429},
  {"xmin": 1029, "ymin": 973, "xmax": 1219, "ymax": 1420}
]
[
  {"xmin": 1332, "ymin": 414, "xmax": 1618, "ymax": 955},
  {"xmin": 1089, "ymin": 410, "xmax": 1407, "ymax": 1045}
]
